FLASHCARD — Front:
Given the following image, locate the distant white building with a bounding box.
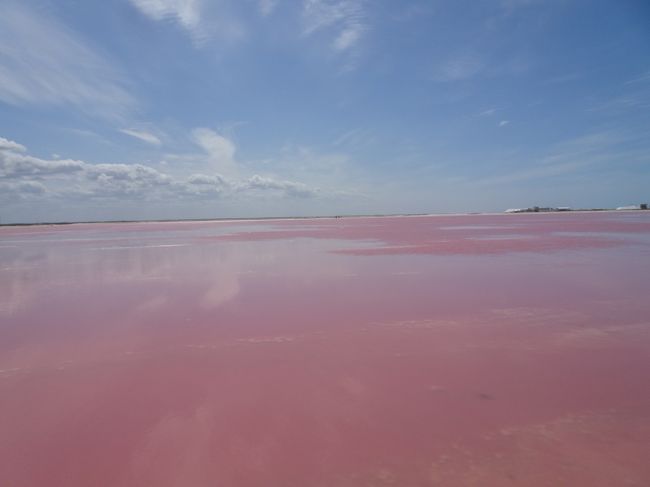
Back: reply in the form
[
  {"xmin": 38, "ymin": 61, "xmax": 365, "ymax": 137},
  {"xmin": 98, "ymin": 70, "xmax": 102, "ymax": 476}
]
[
  {"xmin": 616, "ymin": 205, "xmax": 640, "ymax": 210},
  {"xmin": 504, "ymin": 206, "xmax": 572, "ymax": 213}
]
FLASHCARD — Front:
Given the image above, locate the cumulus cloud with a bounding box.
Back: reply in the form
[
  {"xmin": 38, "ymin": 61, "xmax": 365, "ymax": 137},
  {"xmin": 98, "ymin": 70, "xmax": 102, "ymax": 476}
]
[
  {"xmin": 177, "ymin": 173, "xmax": 230, "ymax": 197},
  {"xmin": 187, "ymin": 173, "xmax": 228, "ymax": 185},
  {"xmin": 84, "ymin": 164, "xmax": 172, "ymax": 196},
  {"xmin": 119, "ymin": 129, "xmax": 162, "ymax": 145},
  {"xmin": 0, "ymin": 135, "xmax": 319, "ymax": 202},
  {"xmin": 0, "ymin": 180, "xmax": 47, "ymax": 199},
  {"xmin": 0, "ymin": 137, "xmax": 27, "ymax": 153},
  {"xmin": 302, "ymin": 0, "xmax": 367, "ymax": 53},
  {"xmin": 239, "ymin": 174, "xmax": 319, "ymax": 197},
  {"xmin": 0, "ymin": 3, "xmax": 133, "ymax": 119},
  {"xmin": 0, "ymin": 151, "xmax": 85, "ymax": 178}
]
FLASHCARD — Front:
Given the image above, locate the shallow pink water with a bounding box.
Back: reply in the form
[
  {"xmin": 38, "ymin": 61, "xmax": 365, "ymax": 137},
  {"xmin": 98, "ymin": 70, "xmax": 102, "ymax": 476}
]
[{"xmin": 1, "ymin": 212, "xmax": 650, "ymax": 486}]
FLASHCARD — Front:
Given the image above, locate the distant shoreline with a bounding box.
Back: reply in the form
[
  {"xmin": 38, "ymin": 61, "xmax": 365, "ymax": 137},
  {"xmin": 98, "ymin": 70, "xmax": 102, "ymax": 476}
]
[{"xmin": 1, "ymin": 208, "xmax": 648, "ymax": 228}]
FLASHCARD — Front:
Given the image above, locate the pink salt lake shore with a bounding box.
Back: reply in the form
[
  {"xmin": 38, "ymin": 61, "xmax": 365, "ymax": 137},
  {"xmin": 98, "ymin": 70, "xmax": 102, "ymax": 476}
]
[{"xmin": 1, "ymin": 211, "xmax": 650, "ymax": 486}]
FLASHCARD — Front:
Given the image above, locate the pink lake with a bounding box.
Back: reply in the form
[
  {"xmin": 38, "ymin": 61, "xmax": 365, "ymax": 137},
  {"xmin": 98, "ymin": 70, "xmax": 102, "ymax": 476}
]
[{"xmin": 1, "ymin": 212, "xmax": 650, "ymax": 486}]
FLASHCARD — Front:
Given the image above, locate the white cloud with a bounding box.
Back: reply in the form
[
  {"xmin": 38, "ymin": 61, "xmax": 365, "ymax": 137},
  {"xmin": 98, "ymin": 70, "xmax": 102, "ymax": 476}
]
[
  {"xmin": 187, "ymin": 173, "xmax": 228, "ymax": 185},
  {"xmin": 129, "ymin": 0, "xmax": 245, "ymax": 45},
  {"xmin": 191, "ymin": 128, "xmax": 238, "ymax": 176},
  {"xmin": 333, "ymin": 26, "xmax": 364, "ymax": 51},
  {"xmin": 271, "ymin": 144, "xmax": 353, "ymax": 185},
  {"xmin": 258, "ymin": 0, "xmax": 278, "ymax": 16},
  {"xmin": 0, "ymin": 137, "xmax": 26, "ymax": 153},
  {"xmin": 0, "ymin": 3, "xmax": 133, "ymax": 119},
  {"xmin": 0, "ymin": 148, "xmax": 85, "ymax": 178},
  {"xmin": 589, "ymin": 82, "xmax": 650, "ymax": 112},
  {"xmin": 474, "ymin": 159, "xmax": 592, "ymax": 186},
  {"xmin": 119, "ymin": 129, "xmax": 162, "ymax": 145},
  {"xmin": 499, "ymin": 120, "xmax": 510, "ymax": 127},
  {"xmin": 477, "ymin": 108, "xmax": 498, "ymax": 117},
  {"xmin": 433, "ymin": 53, "xmax": 484, "ymax": 82},
  {"xmin": 500, "ymin": 0, "xmax": 540, "ymax": 14},
  {"xmin": 86, "ymin": 163, "xmax": 171, "ymax": 184},
  {"xmin": 178, "ymin": 173, "xmax": 230, "ymax": 196},
  {"xmin": 239, "ymin": 174, "xmax": 319, "ymax": 197},
  {"xmin": 624, "ymin": 70, "xmax": 650, "ymax": 85},
  {"xmin": 303, "ymin": 0, "xmax": 353, "ymax": 34},
  {"xmin": 392, "ymin": 3, "xmax": 434, "ymax": 22},
  {"xmin": 470, "ymin": 131, "xmax": 635, "ymax": 187},
  {"xmin": 0, "ymin": 180, "xmax": 47, "ymax": 199},
  {"xmin": 83, "ymin": 163, "xmax": 173, "ymax": 197},
  {"xmin": 0, "ymin": 135, "xmax": 320, "ymax": 203},
  {"xmin": 129, "ymin": 0, "xmax": 201, "ymax": 33},
  {"xmin": 302, "ymin": 0, "xmax": 367, "ymax": 53},
  {"xmin": 332, "ymin": 128, "xmax": 374, "ymax": 148}
]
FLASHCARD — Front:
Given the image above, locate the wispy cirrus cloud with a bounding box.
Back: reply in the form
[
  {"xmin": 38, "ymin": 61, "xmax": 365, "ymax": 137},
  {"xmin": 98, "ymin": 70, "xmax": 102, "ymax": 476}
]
[
  {"xmin": 258, "ymin": 0, "xmax": 279, "ymax": 17},
  {"xmin": 0, "ymin": 2, "xmax": 134, "ymax": 119},
  {"xmin": 432, "ymin": 53, "xmax": 485, "ymax": 82},
  {"xmin": 499, "ymin": 0, "xmax": 542, "ymax": 15},
  {"xmin": 624, "ymin": 70, "xmax": 650, "ymax": 85},
  {"xmin": 129, "ymin": 0, "xmax": 245, "ymax": 45},
  {"xmin": 473, "ymin": 159, "xmax": 593, "ymax": 187},
  {"xmin": 477, "ymin": 107, "xmax": 499, "ymax": 117},
  {"xmin": 302, "ymin": 0, "xmax": 368, "ymax": 53},
  {"xmin": 470, "ymin": 131, "xmax": 641, "ymax": 187},
  {"xmin": 128, "ymin": 0, "xmax": 201, "ymax": 35},
  {"xmin": 333, "ymin": 26, "xmax": 363, "ymax": 51},
  {"xmin": 332, "ymin": 128, "xmax": 375, "ymax": 148},
  {"xmin": 119, "ymin": 129, "xmax": 162, "ymax": 146},
  {"xmin": 589, "ymin": 73, "xmax": 650, "ymax": 113}
]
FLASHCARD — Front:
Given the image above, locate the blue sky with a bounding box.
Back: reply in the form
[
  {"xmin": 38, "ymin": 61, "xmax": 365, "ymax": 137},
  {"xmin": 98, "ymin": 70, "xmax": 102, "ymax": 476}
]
[{"xmin": 0, "ymin": 0, "xmax": 649, "ymax": 223}]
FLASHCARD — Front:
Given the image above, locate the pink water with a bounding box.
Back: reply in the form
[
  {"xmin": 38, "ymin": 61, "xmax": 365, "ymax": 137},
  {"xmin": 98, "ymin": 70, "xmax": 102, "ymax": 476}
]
[{"xmin": 1, "ymin": 212, "xmax": 650, "ymax": 486}]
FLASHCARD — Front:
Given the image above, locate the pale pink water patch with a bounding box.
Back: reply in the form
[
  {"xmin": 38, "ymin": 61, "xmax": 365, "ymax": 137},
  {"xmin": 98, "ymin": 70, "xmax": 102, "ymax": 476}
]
[{"xmin": 1, "ymin": 212, "xmax": 650, "ymax": 486}]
